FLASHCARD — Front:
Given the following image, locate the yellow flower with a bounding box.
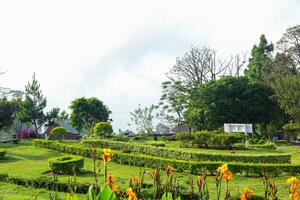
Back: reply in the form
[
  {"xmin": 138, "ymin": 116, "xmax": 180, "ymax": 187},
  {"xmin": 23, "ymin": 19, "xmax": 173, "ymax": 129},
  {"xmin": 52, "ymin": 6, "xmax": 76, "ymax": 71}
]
[
  {"xmin": 223, "ymin": 169, "xmax": 232, "ymax": 181},
  {"xmin": 197, "ymin": 176, "xmax": 203, "ymax": 189},
  {"xmin": 131, "ymin": 176, "xmax": 139, "ymax": 186},
  {"xmin": 288, "ymin": 177, "xmax": 300, "ymax": 200},
  {"xmin": 240, "ymin": 188, "xmax": 254, "ymax": 200},
  {"xmin": 102, "ymin": 148, "xmax": 112, "ymax": 162},
  {"xmin": 288, "ymin": 177, "xmax": 299, "ymax": 185},
  {"xmin": 126, "ymin": 187, "xmax": 138, "ymax": 200},
  {"xmin": 166, "ymin": 165, "xmax": 176, "ymax": 175},
  {"xmin": 217, "ymin": 164, "xmax": 228, "ymax": 173}
]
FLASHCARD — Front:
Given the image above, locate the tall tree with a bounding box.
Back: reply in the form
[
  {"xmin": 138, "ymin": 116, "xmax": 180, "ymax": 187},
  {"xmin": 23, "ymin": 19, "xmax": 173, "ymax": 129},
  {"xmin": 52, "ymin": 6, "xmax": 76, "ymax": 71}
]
[
  {"xmin": 184, "ymin": 76, "xmax": 282, "ymax": 135},
  {"xmin": 17, "ymin": 73, "xmax": 47, "ymax": 134},
  {"xmin": 69, "ymin": 97, "xmax": 111, "ymax": 133},
  {"xmin": 44, "ymin": 107, "xmax": 69, "ymax": 127},
  {"xmin": 245, "ymin": 34, "xmax": 274, "ymax": 82},
  {"xmin": 277, "ymin": 25, "xmax": 300, "ymax": 68},
  {"xmin": 129, "ymin": 104, "xmax": 156, "ymax": 134}
]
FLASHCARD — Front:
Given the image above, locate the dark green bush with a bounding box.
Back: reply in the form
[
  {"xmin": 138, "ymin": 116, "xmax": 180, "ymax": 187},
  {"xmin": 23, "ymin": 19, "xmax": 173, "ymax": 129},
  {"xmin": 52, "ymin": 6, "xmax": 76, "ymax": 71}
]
[
  {"xmin": 248, "ymin": 138, "xmax": 267, "ymax": 145},
  {"xmin": 212, "ymin": 133, "xmax": 245, "ymax": 149},
  {"xmin": 48, "ymin": 155, "xmax": 84, "ymax": 174},
  {"xmin": 273, "ymin": 140, "xmax": 287, "ymax": 145},
  {"xmin": 149, "ymin": 142, "xmax": 166, "ymax": 147},
  {"xmin": 175, "ymin": 132, "xmax": 193, "ymax": 141},
  {"xmin": 111, "ymin": 134, "xmax": 130, "ymax": 142},
  {"xmin": 0, "ymin": 149, "xmax": 6, "ymax": 160},
  {"xmin": 192, "ymin": 130, "xmax": 216, "ymax": 148}
]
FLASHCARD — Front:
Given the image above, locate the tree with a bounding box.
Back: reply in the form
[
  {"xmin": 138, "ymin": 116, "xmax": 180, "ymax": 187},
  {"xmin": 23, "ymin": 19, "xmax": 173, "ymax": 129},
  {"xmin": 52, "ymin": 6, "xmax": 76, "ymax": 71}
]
[
  {"xmin": 93, "ymin": 122, "xmax": 113, "ymax": 138},
  {"xmin": 277, "ymin": 25, "xmax": 300, "ymax": 68},
  {"xmin": 245, "ymin": 34, "xmax": 274, "ymax": 82},
  {"xmin": 17, "ymin": 73, "xmax": 46, "ymax": 134},
  {"xmin": 69, "ymin": 97, "xmax": 111, "ymax": 133},
  {"xmin": 129, "ymin": 104, "xmax": 156, "ymax": 134},
  {"xmin": 45, "ymin": 108, "xmax": 69, "ymax": 127},
  {"xmin": 0, "ymin": 98, "xmax": 20, "ymax": 130},
  {"xmin": 168, "ymin": 46, "xmax": 232, "ymax": 84},
  {"xmin": 184, "ymin": 76, "xmax": 283, "ymax": 134},
  {"xmin": 274, "ymin": 75, "xmax": 300, "ymax": 123}
]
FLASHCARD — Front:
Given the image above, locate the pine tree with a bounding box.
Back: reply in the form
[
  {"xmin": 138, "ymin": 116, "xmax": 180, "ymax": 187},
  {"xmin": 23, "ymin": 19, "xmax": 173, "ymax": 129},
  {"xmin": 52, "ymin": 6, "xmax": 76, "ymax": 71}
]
[{"xmin": 17, "ymin": 73, "xmax": 46, "ymax": 134}]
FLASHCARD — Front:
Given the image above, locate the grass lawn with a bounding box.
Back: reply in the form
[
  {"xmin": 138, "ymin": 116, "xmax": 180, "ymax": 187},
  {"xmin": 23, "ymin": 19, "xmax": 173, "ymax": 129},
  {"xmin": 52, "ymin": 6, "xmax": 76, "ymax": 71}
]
[{"xmin": 0, "ymin": 141, "xmax": 299, "ymax": 199}]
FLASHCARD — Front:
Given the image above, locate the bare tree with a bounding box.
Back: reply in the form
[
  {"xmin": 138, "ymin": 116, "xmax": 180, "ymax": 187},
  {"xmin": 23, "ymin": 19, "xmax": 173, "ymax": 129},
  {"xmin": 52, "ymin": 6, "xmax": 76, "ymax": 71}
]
[
  {"xmin": 167, "ymin": 46, "xmax": 233, "ymax": 84},
  {"xmin": 227, "ymin": 52, "xmax": 247, "ymax": 76},
  {"xmin": 277, "ymin": 25, "xmax": 300, "ymax": 69}
]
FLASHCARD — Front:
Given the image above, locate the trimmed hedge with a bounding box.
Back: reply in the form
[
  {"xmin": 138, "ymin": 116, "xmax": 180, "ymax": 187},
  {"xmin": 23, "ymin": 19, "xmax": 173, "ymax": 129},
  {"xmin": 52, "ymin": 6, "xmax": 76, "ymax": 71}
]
[
  {"xmin": 81, "ymin": 139, "xmax": 291, "ymax": 164},
  {"xmin": 48, "ymin": 155, "xmax": 84, "ymax": 174},
  {"xmin": 0, "ymin": 149, "xmax": 6, "ymax": 160},
  {"xmin": 33, "ymin": 139, "xmax": 300, "ymax": 176},
  {"xmin": 273, "ymin": 140, "xmax": 288, "ymax": 145}
]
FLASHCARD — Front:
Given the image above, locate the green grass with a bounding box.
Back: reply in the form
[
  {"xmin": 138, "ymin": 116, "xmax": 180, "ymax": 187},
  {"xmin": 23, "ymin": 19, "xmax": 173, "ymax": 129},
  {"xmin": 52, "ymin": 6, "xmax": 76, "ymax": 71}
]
[{"xmin": 0, "ymin": 141, "xmax": 299, "ymax": 199}]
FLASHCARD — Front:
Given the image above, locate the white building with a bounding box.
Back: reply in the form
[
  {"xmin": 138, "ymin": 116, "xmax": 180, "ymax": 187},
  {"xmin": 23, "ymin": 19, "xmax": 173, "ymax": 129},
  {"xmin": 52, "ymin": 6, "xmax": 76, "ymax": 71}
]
[{"xmin": 224, "ymin": 123, "xmax": 253, "ymax": 134}]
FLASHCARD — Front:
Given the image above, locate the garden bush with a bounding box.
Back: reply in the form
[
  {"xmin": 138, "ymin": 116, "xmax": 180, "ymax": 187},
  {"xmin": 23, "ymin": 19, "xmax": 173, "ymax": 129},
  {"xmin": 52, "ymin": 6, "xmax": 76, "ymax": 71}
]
[
  {"xmin": 111, "ymin": 134, "xmax": 130, "ymax": 142},
  {"xmin": 93, "ymin": 122, "xmax": 113, "ymax": 138},
  {"xmin": 19, "ymin": 129, "xmax": 37, "ymax": 139},
  {"xmin": 0, "ymin": 149, "xmax": 6, "ymax": 160},
  {"xmin": 48, "ymin": 155, "xmax": 84, "ymax": 174},
  {"xmin": 149, "ymin": 141, "xmax": 166, "ymax": 147},
  {"xmin": 175, "ymin": 132, "xmax": 193, "ymax": 142},
  {"xmin": 273, "ymin": 140, "xmax": 287, "ymax": 145},
  {"xmin": 80, "ymin": 139, "xmax": 289, "ymax": 164},
  {"xmin": 50, "ymin": 126, "xmax": 67, "ymax": 138},
  {"xmin": 33, "ymin": 139, "xmax": 300, "ymax": 176}
]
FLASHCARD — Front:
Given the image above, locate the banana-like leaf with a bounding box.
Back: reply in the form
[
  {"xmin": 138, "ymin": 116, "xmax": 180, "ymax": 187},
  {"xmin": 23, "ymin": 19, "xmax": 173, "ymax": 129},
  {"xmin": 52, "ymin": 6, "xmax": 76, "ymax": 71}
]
[
  {"xmin": 97, "ymin": 185, "xmax": 116, "ymax": 200},
  {"xmin": 161, "ymin": 192, "xmax": 173, "ymax": 200}
]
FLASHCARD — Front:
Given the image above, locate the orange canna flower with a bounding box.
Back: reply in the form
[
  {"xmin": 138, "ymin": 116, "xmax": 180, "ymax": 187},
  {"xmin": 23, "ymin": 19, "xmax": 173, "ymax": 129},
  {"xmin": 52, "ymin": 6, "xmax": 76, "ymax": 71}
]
[
  {"xmin": 240, "ymin": 188, "xmax": 254, "ymax": 200},
  {"xmin": 197, "ymin": 176, "xmax": 203, "ymax": 189},
  {"xmin": 288, "ymin": 177, "xmax": 300, "ymax": 200},
  {"xmin": 150, "ymin": 169, "xmax": 158, "ymax": 179},
  {"xmin": 107, "ymin": 175, "xmax": 115, "ymax": 188},
  {"xmin": 223, "ymin": 169, "xmax": 232, "ymax": 181},
  {"xmin": 131, "ymin": 176, "xmax": 139, "ymax": 186},
  {"xmin": 112, "ymin": 184, "xmax": 121, "ymax": 194},
  {"xmin": 166, "ymin": 165, "xmax": 176, "ymax": 175},
  {"xmin": 126, "ymin": 187, "xmax": 138, "ymax": 200}
]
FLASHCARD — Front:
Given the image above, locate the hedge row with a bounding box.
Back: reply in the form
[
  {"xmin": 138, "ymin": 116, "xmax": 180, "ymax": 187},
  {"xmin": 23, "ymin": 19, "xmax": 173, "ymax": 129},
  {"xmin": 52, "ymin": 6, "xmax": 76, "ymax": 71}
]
[
  {"xmin": 81, "ymin": 139, "xmax": 291, "ymax": 164},
  {"xmin": 48, "ymin": 155, "xmax": 84, "ymax": 174},
  {"xmin": 0, "ymin": 149, "xmax": 5, "ymax": 160},
  {"xmin": 33, "ymin": 139, "xmax": 300, "ymax": 176},
  {"xmin": 0, "ymin": 173, "xmax": 89, "ymax": 194}
]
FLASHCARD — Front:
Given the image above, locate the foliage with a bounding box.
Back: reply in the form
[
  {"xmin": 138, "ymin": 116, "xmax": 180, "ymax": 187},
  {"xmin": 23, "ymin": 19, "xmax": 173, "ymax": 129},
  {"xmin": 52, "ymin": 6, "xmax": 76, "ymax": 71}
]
[
  {"xmin": 184, "ymin": 76, "xmax": 282, "ymax": 132},
  {"xmin": 69, "ymin": 97, "xmax": 111, "ymax": 134},
  {"xmin": 0, "ymin": 98, "xmax": 20, "ymax": 130},
  {"xmin": 45, "ymin": 108, "xmax": 68, "ymax": 127},
  {"xmin": 50, "ymin": 139, "xmax": 291, "ymax": 164},
  {"xmin": 175, "ymin": 132, "xmax": 193, "ymax": 142},
  {"xmin": 244, "ymin": 34, "xmax": 274, "ymax": 82},
  {"xmin": 33, "ymin": 139, "xmax": 299, "ymax": 176},
  {"xmin": 129, "ymin": 104, "xmax": 156, "ymax": 134},
  {"xmin": 277, "ymin": 24, "xmax": 300, "ymax": 67},
  {"xmin": 50, "ymin": 126, "xmax": 67, "ymax": 138},
  {"xmin": 110, "ymin": 135, "xmax": 130, "ymax": 142},
  {"xmin": 93, "ymin": 122, "xmax": 113, "ymax": 138},
  {"xmin": 0, "ymin": 149, "xmax": 6, "ymax": 160},
  {"xmin": 48, "ymin": 155, "xmax": 84, "ymax": 174},
  {"xmin": 17, "ymin": 73, "xmax": 47, "ymax": 134}
]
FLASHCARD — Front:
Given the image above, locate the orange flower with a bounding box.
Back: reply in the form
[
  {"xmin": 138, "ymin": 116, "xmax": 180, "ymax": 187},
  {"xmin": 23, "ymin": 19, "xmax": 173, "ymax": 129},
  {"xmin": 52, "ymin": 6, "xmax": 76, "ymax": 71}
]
[
  {"xmin": 150, "ymin": 169, "xmax": 158, "ymax": 179},
  {"xmin": 131, "ymin": 176, "xmax": 139, "ymax": 186},
  {"xmin": 166, "ymin": 165, "xmax": 176, "ymax": 175},
  {"xmin": 223, "ymin": 169, "xmax": 232, "ymax": 181},
  {"xmin": 197, "ymin": 176, "xmax": 203, "ymax": 189},
  {"xmin": 112, "ymin": 184, "xmax": 121, "ymax": 194},
  {"xmin": 107, "ymin": 175, "xmax": 115, "ymax": 188},
  {"xmin": 126, "ymin": 187, "xmax": 138, "ymax": 200},
  {"xmin": 240, "ymin": 188, "xmax": 254, "ymax": 200}
]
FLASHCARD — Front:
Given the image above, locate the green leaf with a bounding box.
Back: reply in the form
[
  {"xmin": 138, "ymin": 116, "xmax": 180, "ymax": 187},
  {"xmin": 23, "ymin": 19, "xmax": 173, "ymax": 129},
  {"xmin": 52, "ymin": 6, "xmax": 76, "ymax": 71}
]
[
  {"xmin": 161, "ymin": 192, "xmax": 173, "ymax": 200},
  {"xmin": 175, "ymin": 196, "xmax": 181, "ymax": 200},
  {"xmin": 98, "ymin": 185, "xmax": 116, "ymax": 200}
]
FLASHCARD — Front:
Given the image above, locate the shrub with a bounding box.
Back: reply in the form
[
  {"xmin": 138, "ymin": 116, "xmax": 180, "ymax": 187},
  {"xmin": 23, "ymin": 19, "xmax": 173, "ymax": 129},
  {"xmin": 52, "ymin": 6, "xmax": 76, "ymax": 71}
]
[
  {"xmin": 111, "ymin": 134, "xmax": 130, "ymax": 142},
  {"xmin": 273, "ymin": 140, "xmax": 287, "ymax": 145},
  {"xmin": 50, "ymin": 126, "xmax": 67, "ymax": 138},
  {"xmin": 0, "ymin": 149, "xmax": 6, "ymax": 160},
  {"xmin": 192, "ymin": 130, "xmax": 217, "ymax": 147},
  {"xmin": 149, "ymin": 142, "xmax": 166, "ymax": 147},
  {"xmin": 33, "ymin": 139, "xmax": 300, "ymax": 176},
  {"xmin": 248, "ymin": 138, "xmax": 267, "ymax": 145},
  {"xmin": 175, "ymin": 132, "xmax": 193, "ymax": 141},
  {"xmin": 93, "ymin": 122, "xmax": 113, "ymax": 138},
  {"xmin": 19, "ymin": 129, "xmax": 37, "ymax": 139},
  {"xmin": 212, "ymin": 133, "xmax": 245, "ymax": 149},
  {"xmin": 48, "ymin": 155, "xmax": 84, "ymax": 174}
]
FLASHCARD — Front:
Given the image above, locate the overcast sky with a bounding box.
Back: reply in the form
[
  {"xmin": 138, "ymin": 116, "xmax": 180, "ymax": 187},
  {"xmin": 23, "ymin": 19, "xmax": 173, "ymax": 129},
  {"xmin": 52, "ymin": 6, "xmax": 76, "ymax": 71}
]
[{"xmin": 0, "ymin": 0, "xmax": 299, "ymax": 132}]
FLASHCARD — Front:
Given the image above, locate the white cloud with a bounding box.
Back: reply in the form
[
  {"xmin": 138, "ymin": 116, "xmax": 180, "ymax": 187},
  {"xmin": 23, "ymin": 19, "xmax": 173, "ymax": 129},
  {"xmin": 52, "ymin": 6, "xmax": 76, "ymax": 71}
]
[{"xmin": 0, "ymin": 0, "xmax": 299, "ymax": 131}]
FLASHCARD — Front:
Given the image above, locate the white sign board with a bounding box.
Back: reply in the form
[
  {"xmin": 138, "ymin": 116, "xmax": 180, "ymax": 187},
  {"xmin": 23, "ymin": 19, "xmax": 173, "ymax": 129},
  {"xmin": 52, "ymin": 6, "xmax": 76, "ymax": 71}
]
[{"xmin": 224, "ymin": 123, "xmax": 253, "ymax": 133}]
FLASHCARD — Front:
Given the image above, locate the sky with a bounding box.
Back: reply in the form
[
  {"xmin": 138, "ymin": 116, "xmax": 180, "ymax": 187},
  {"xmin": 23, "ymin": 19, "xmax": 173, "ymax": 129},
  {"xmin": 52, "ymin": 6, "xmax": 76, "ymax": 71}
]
[{"xmin": 0, "ymin": 0, "xmax": 299, "ymax": 132}]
